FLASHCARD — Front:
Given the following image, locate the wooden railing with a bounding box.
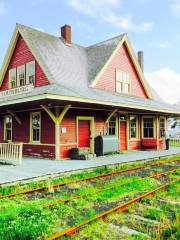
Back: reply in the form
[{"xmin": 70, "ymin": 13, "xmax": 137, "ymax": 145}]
[
  {"xmin": 0, "ymin": 142, "xmax": 23, "ymax": 165},
  {"xmin": 170, "ymin": 138, "xmax": 180, "ymax": 147}
]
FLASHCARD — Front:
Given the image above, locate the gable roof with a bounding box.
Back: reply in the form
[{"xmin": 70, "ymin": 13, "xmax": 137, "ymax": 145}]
[
  {"xmin": 0, "ymin": 23, "xmax": 180, "ymax": 115},
  {"xmin": 87, "ymin": 34, "xmax": 152, "ymax": 98},
  {"xmin": 0, "ymin": 24, "xmax": 152, "ymax": 96}
]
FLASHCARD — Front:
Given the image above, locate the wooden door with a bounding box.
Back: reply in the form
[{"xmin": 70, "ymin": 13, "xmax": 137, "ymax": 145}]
[
  {"xmin": 78, "ymin": 120, "xmax": 90, "ymax": 148},
  {"xmin": 120, "ymin": 121, "xmax": 127, "ymax": 151}
]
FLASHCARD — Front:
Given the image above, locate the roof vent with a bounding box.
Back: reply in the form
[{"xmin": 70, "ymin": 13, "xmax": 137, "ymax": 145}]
[
  {"xmin": 137, "ymin": 51, "xmax": 144, "ymax": 72},
  {"xmin": 61, "ymin": 24, "xmax": 71, "ymax": 44}
]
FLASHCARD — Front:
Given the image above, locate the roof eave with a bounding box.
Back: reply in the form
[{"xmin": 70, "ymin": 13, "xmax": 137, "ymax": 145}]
[{"xmin": 0, "ymin": 93, "xmax": 180, "ymax": 115}]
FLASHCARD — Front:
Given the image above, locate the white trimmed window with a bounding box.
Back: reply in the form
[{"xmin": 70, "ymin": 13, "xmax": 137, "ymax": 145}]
[
  {"xmin": 26, "ymin": 61, "xmax": 35, "ymax": 85},
  {"xmin": 160, "ymin": 117, "xmax": 165, "ymax": 138},
  {"xmin": 31, "ymin": 112, "xmax": 41, "ymax": 142},
  {"xmin": 143, "ymin": 117, "xmax": 154, "ymax": 138},
  {"xmin": 130, "ymin": 116, "xmax": 138, "ymax": 139},
  {"xmin": 9, "ymin": 68, "xmax": 17, "ymax": 88},
  {"xmin": 108, "ymin": 116, "xmax": 116, "ymax": 135},
  {"xmin": 17, "ymin": 65, "xmax": 25, "ymax": 86},
  {"xmin": 116, "ymin": 71, "xmax": 130, "ymax": 94},
  {"xmin": 4, "ymin": 115, "xmax": 12, "ymax": 142}
]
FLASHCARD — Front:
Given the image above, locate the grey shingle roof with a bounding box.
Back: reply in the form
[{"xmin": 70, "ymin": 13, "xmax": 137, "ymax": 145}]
[
  {"xmin": 0, "ymin": 24, "xmax": 179, "ymax": 115},
  {"xmin": 86, "ymin": 34, "xmax": 125, "ymax": 84}
]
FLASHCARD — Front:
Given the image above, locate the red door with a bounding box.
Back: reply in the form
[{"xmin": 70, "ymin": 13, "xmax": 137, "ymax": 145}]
[
  {"xmin": 78, "ymin": 120, "xmax": 90, "ymax": 148},
  {"xmin": 120, "ymin": 122, "xmax": 127, "ymax": 151}
]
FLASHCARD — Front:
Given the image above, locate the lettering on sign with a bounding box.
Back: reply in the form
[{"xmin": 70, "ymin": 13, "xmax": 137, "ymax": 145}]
[{"xmin": 0, "ymin": 84, "xmax": 34, "ymax": 98}]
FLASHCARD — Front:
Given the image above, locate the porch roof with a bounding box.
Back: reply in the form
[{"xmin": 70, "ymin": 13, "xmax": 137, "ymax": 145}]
[{"xmin": 0, "ymin": 84, "xmax": 180, "ymax": 115}]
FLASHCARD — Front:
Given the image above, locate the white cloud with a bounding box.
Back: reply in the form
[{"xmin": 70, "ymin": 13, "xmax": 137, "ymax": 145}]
[
  {"xmin": 76, "ymin": 21, "xmax": 95, "ymax": 34},
  {"xmin": 150, "ymin": 41, "xmax": 171, "ymax": 49},
  {"xmin": 101, "ymin": 12, "xmax": 153, "ymax": 32},
  {"xmin": 171, "ymin": 0, "xmax": 180, "ymax": 15},
  {"xmin": 146, "ymin": 68, "xmax": 180, "ymax": 104},
  {"xmin": 66, "ymin": 0, "xmax": 153, "ymax": 32},
  {"xmin": 0, "ymin": 2, "xmax": 6, "ymax": 16},
  {"xmin": 67, "ymin": 0, "xmax": 122, "ymax": 16}
]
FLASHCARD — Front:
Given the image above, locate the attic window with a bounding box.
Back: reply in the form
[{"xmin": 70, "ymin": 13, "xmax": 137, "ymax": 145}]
[
  {"xmin": 9, "ymin": 61, "xmax": 35, "ymax": 89},
  {"xmin": 17, "ymin": 65, "xmax": 25, "ymax": 86},
  {"xmin": 116, "ymin": 71, "xmax": 130, "ymax": 94},
  {"xmin": 9, "ymin": 68, "xmax": 17, "ymax": 88},
  {"xmin": 26, "ymin": 61, "xmax": 35, "ymax": 85}
]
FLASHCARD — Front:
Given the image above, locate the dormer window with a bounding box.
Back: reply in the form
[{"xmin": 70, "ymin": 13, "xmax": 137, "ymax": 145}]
[
  {"xmin": 9, "ymin": 61, "xmax": 35, "ymax": 89},
  {"xmin": 116, "ymin": 71, "xmax": 130, "ymax": 94},
  {"xmin": 9, "ymin": 68, "xmax": 17, "ymax": 88},
  {"xmin": 26, "ymin": 61, "xmax": 35, "ymax": 85}
]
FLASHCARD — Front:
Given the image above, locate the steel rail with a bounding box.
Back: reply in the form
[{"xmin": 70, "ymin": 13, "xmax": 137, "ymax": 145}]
[
  {"xmin": 0, "ymin": 158, "xmax": 179, "ymax": 200},
  {"xmin": 46, "ymin": 177, "xmax": 179, "ymax": 240},
  {"xmin": 43, "ymin": 168, "xmax": 177, "ymax": 208}
]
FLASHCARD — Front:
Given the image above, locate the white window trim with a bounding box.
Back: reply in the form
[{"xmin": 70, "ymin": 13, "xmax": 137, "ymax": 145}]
[
  {"xmin": 129, "ymin": 115, "xmax": 138, "ymax": 140},
  {"xmin": 30, "ymin": 112, "xmax": 41, "ymax": 143},
  {"xmin": 108, "ymin": 116, "xmax": 118, "ymax": 136},
  {"xmin": 142, "ymin": 116, "xmax": 156, "ymax": 139},
  {"xmin": 116, "ymin": 70, "xmax": 131, "ymax": 95},
  {"xmin": 4, "ymin": 115, "xmax": 12, "ymax": 142},
  {"xmin": 26, "ymin": 61, "xmax": 35, "ymax": 85},
  {"xmin": 159, "ymin": 116, "xmax": 166, "ymax": 139},
  {"xmin": 9, "ymin": 68, "xmax": 17, "ymax": 89},
  {"xmin": 17, "ymin": 65, "xmax": 25, "ymax": 87}
]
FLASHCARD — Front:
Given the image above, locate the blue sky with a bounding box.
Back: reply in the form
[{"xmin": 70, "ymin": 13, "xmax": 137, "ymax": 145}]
[{"xmin": 0, "ymin": 0, "xmax": 180, "ymax": 103}]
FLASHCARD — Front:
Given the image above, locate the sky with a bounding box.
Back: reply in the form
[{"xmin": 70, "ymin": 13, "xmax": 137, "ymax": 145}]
[{"xmin": 0, "ymin": 0, "xmax": 180, "ymax": 104}]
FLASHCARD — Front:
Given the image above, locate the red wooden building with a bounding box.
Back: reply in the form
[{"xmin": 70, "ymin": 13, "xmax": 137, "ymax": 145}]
[{"xmin": 0, "ymin": 23, "xmax": 179, "ymax": 160}]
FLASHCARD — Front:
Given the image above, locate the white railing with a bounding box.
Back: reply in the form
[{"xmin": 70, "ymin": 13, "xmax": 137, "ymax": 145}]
[
  {"xmin": 0, "ymin": 142, "xmax": 23, "ymax": 165},
  {"xmin": 170, "ymin": 138, "xmax": 180, "ymax": 147}
]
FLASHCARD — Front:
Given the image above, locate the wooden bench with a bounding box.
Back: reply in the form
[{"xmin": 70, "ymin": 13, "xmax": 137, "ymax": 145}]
[{"xmin": 141, "ymin": 139, "xmax": 157, "ymax": 150}]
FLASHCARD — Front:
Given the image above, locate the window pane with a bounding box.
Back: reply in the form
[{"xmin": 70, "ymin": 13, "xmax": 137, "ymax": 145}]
[
  {"xmin": 143, "ymin": 118, "xmax": 154, "ymax": 138},
  {"xmin": 32, "ymin": 113, "xmax": 41, "ymax": 142},
  {"xmin": 160, "ymin": 118, "xmax": 165, "ymax": 138},
  {"xmin": 109, "ymin": 116, "xmax": 116, "ymax": 135},
  {"xmin": 123, "ymin": 83, "xmax": 130, "ymax": 94},
  {"xmin": 116, "ymin": 81, "xmax": 122, "ymax": 93},
  {"xmin": 130, "ymin": 116, "xmax": 137, "ymax": 138},
  {"xmin": 18, "ymin": 66, "xmax": 25, "ymax": 86},
  {"xmin": 27, "ymin": 62, "xmax": 35, "ymax": 84},
  {"xmin": 5, "ymin": 115, "xmax": 12, "ymax": 141},
  {"xmin": 9, "ymin": 69, "xmax": 16, "ymax": 88}
]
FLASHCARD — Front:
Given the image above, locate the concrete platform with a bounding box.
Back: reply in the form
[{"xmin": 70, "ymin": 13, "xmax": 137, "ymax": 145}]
[{"xmin": 0, "ymin": 147, "xmax": 180, "ymax": 184}]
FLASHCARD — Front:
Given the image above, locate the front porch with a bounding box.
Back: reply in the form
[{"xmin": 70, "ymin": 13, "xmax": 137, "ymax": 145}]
[{"xmin": 0, "ymin": 146, "xmax": 180, "ymax": 184}]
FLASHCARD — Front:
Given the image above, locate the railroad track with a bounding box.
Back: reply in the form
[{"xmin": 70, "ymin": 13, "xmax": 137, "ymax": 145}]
[
  {"xmin": 46, "ymin": 173, "xmax": 179, "ymax": 240},
  {"xmin": 0, "ymin": 158, "xmax": 179, "ymax": 200},
  {"xmin": 43, "ymin": 168, "xmax": 177, "ymax": 208}
]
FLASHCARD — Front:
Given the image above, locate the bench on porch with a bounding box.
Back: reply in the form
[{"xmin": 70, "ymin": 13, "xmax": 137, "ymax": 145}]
[{"xmin": 141, "ymin": 139, "xmax": 157, "ymax": 150}]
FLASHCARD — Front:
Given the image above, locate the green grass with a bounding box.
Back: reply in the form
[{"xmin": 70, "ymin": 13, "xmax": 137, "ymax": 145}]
[
  {"xmin": 0, "ymin": 155, "xmax": 179, "ymax": 240},
  {"xmin": 170, "ymin": 140, "xmax": 180, "ymax": 147}
]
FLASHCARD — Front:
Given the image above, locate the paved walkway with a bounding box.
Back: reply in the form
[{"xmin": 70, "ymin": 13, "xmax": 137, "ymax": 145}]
[{"xmin": 0, "ymin": 147, "xmax": 180, "ymax": 184}]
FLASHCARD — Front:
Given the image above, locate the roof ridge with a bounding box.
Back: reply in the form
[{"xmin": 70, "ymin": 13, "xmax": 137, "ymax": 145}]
[{"xmin": 86, "ymin": 33, "xmax": 126, "ymax": 49}]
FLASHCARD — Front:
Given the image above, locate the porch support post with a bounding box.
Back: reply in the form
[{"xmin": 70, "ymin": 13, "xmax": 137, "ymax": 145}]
[
  {"xmin": 105, "ymin": 109, "xmax": 118, "ymax": 124},
  {"xmin": 156, "ymin": 115, "xmax": 159, "ymax": 150},
  {"xmin": 7, "ymin": 110, "xmax": 22, "ymax": 125},
  {"xmin": 41, "ymin": 104, "xmax": 71, "ymax": 160}
]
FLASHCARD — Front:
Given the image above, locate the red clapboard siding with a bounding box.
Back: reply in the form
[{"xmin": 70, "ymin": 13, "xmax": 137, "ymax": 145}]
[
  {"xmin": 78, "ymin": 120, "xmax": 90, "ymax": 148},
  {"xmin": 120, "ymin": 122, "xmax": 127, "ymax": 150},
  {"xmin": 23, "ymin": 145, "xmax": 55, "ymax": 159},
  {"xmin": 94, "ymin": 43, "xmax": 147, "ymax": 98},
  {"xmin": 0, "ymin": 35, "xmax": 49, "ymax": 91}
]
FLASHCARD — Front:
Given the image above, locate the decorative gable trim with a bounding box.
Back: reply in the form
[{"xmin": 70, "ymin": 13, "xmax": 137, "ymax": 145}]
[
  {"xmin": 0, "ymin": 24, "xmax": 52, "ymax": 88},
  {"xmin": 90, "ymin": 35, "xmax": 153, "ymax": 99},
  {"xmin": 0, "ymin": 26, "xmax": 19, "ymax": 87}
]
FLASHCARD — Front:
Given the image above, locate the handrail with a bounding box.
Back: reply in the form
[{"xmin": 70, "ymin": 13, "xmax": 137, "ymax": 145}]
[{"xmin": 0, "ymin": 142, "xmax": 23, "ymax": 165}]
